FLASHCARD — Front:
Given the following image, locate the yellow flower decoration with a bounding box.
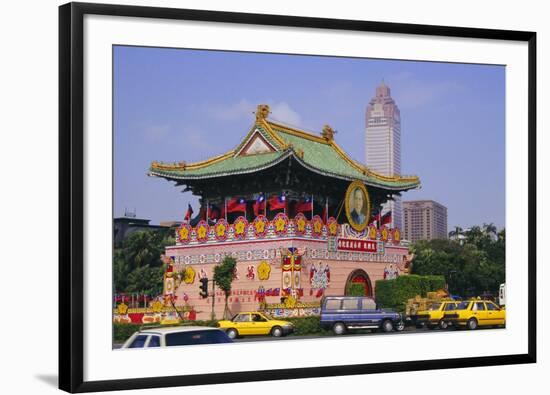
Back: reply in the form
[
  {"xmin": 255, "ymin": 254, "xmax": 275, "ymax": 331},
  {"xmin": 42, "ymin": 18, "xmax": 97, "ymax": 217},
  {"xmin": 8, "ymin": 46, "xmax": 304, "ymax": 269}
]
[
  {"xmin": 235, "ymin": 221, "xmax": 246, "ymax": 235},
  {"xmin": 275, "ymin": 217, "xmax": 286, "ymax": 232},
  {"xmin": 284, "ymin": 295, "xmax": 297, "ymax": 308},
  {"xmin": 151, "ymin": 300, "xmax": 163, "ymax": 313},
  {"xmin": 183, "ymin": 266, "xmax": 196, "ymax": 284},
  {"xmin": 257, "ymin": 261, "xmax": 271, "ymax": 280},
  {"xmin": 197, "ymin": 225, "xmax": 207, "ymax": 239},
  {"xmin": 369, "ymin": 226, "xmax": 377, "ymax": 239},
  {"xmin": 178, "ymin": 226, "xmax": 189, "ymax": 241},
  {"xmin": 216, "ymin": 222, "xmax": 226, "ymax": 237},
  {"xmin": 117, "ymin": 303, "xmax": 128, "ymax": 315},
  {"xmin": 381, "ymin": 228, "xmax": 389, "ymax": 241},
  {"xmin": 394, "ymin": 229, "xmax": 401, "ymax": 242},
  {"xmin": 328, "ymin": 221, "xmax": 338, "ymax": 235},
  {"xmin": 255, "ymin": 220, "xmax": 265, "ymax": 233},
  {"xmin": 313, "ymin": 220, "xmax": 323, "ymax": 234},
  {"xmin": 296, "ymin": 218, "xmax": 306, "ymax": 232}
]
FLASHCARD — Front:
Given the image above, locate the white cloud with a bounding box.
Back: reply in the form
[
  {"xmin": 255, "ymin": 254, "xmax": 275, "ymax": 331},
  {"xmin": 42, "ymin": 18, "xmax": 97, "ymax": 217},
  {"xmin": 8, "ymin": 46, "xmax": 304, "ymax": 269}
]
[
  {"xmin": 208, "ymin": 99, "xmax": 302, "ymax": 126},
  {"xmin": 208, "ymin": 99, "xmax": 255, "ymax": 121},
  {"xmin": 269, "ymin": 101, "xmax": 302, "ymax": 126}
]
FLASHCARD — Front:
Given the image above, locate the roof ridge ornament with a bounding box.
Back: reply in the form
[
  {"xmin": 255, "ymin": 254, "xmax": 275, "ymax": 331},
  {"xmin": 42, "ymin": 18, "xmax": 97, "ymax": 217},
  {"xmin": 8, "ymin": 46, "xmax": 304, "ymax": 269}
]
[
  {"xmin": 255, "ymin": 104, "xmax": 271, "ymax": 121},
  {"xmin": 321, "ymin": 124, "xmax": 336, "ymax": 141}
]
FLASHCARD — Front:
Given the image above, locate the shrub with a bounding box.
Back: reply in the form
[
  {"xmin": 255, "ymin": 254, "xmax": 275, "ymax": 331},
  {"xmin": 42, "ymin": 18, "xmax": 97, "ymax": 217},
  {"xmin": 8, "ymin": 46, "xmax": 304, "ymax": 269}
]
[
  {"xmin": 375, "ymin": 275, "xmax": 446, "ymax": 312},
  {"xmin": 346, "ymin": 282, "xmax": 366, "ymax": 296},
  {"xmin": 284, "ymin": 316, "xmax": 330, "ymax": 336}
]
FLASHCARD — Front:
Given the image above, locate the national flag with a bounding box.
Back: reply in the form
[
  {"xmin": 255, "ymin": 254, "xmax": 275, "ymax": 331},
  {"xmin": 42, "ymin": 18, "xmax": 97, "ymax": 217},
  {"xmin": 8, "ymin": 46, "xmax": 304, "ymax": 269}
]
[
  {"xmin": 380, "ymin": 210, "xmax": 392, "ymax": 226},
  {"xmin": 369, "ymin": 208, "xmax": 381, "ymax": 227},
  {"xmin": 227, "ymin": 197, "xmax": 247, "ymax": 213},
  {"xmin": 184, "ymin": 203, "xmax": 193, "ymax": 222},
  {"xmin": 253, "ymin": 193, "xmax": 266, "ymax": 216},
  {"xmin": 295, "ymin": 196, "xmax": 313, "ymax": 213},
  {"xmin": 268, "ymin": 193, "xmax": 287, "ymax": 211}
]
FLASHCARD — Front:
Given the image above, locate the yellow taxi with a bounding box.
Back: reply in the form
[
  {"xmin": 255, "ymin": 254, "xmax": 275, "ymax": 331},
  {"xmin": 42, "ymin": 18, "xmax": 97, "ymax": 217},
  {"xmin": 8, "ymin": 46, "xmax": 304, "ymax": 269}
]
[
  {"xmin": 443, "ymin": 299, "xmax": 506, "ymax": 330},
  {"xmin": 217, "ymin": 311, "xmax": 294, "ymax": 339},
  {"xmin": 415, "ymin": 300, "xmax": 460, "ymax": 329}
]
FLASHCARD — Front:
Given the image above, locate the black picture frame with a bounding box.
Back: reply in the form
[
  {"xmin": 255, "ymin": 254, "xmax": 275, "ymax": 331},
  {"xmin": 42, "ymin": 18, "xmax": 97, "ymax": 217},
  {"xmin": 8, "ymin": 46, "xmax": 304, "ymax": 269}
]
[{"xmin": 59, "ymin": 2, "xmax": 537, "ymax": 393}]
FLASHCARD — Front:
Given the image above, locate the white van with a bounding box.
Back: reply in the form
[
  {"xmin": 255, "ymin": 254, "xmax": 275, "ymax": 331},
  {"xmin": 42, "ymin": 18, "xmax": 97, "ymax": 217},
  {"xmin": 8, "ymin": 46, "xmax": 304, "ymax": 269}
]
[{"xmin": 499, "ymin": 283, "xmax": 506, "ymax": 307}]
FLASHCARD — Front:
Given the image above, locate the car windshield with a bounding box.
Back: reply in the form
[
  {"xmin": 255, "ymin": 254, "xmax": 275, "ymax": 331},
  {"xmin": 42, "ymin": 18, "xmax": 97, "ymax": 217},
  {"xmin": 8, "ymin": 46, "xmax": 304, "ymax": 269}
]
[
  {"xmin": 261, "ymin": 313, "xmax": 274, "ymax": 320},
  {"xmin": 428, "ymin": 303, "xmax": 442, "ymax": 311},
  {"xmin": 456, "ymin": 301, "xmax": 470, "ymax": 310},
  {"xmin": 165, "ymin": 330, "xmax": 232, "ymax": 346}
]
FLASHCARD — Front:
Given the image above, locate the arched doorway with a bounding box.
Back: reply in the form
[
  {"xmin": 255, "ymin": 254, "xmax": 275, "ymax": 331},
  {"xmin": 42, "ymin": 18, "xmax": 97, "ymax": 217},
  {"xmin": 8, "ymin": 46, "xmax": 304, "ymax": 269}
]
[{"xmin": 345, "ymin": 269, "xmax": 373, "ymax": 297}]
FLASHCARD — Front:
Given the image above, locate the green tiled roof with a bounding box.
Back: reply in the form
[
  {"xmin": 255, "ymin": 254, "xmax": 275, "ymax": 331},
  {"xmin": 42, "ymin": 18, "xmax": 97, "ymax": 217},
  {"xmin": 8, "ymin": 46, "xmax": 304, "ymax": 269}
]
[
  {"xmin": 151, "ymin": 151, "xmax": 285, "ymax": 179},
  {"xmin": 149, "ymin": 118, "xmax": 420, "ymax": 191}
]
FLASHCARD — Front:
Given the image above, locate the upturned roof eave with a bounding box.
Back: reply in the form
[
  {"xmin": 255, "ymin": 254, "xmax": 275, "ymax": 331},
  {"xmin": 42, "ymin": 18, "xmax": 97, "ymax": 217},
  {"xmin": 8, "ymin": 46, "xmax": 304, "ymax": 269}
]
[{"xmin": 150, "ymin": 149, "xmax": 419, "ymax": 191}]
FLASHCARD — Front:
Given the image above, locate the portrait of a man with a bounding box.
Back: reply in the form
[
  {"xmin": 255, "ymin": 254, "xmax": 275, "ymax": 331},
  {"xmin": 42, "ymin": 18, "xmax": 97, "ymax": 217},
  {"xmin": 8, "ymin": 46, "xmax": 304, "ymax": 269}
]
[
  {"xmin": 345, "ymin": 181, "xmax": 370, "ymax": 231},
  {"xmin": 350, "ymin": 188, "xmax": 366, "ymax": 225}
]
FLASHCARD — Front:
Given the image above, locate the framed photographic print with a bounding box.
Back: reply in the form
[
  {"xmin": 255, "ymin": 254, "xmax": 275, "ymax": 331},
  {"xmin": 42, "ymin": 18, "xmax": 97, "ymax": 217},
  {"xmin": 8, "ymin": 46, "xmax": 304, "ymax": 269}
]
[{"xmin": 59, "ymin": 2, "xmax": 536, "ymax": 393}]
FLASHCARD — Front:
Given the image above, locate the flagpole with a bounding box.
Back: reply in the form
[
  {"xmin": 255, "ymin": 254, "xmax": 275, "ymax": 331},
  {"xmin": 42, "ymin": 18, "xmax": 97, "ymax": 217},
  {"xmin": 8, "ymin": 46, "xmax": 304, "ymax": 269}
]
[
  {"xmin": 311, "ymin": 194, "xmax": 314, "ymax": 219},
  {"xmin": 224, "ymin": 197, "xmax": 227, "ymax": 222},
  {"xmin": 263, "ymin": 192, "xmax": 266, "ymax": 216},
  {"xmin": 206, "ymin": 199, "xmax": 209, "ymax": 223},
  {"xmin": 325, "ymin": 197, "xmax": 328, "ymax": 222}
]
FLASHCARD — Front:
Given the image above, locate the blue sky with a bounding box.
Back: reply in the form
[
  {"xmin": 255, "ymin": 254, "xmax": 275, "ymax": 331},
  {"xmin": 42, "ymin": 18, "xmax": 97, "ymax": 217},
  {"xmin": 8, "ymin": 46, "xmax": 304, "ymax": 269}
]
[{"xmin": 114, "ymin": 46, "xmax": 505, "ymax": 231}]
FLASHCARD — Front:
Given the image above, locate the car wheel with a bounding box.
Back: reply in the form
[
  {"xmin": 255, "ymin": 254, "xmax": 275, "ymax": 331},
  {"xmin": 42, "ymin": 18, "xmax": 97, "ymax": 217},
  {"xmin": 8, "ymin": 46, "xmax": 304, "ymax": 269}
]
[
  {"xmin": 271, "ymin": 326, "xmax": 283, "ymax": 337},
  {"xmin": 396, "ymin": 321, "xmax": 405, "ymax": 331},
  {"xmin": 467, "ymin": 318, "xmax": 478, "ymax": 330},
  {"xmin": 381, "ymin": 319, "xmax": 393, "ymax": 333},
  {"xmin": 333, "ymin": 322, "xmax": 346, "ymax": 335},
  {"xmin": 226, "ymin": 328, "xmax": 238, "ymax": 339},
  {"xmin": 439, "ymin": 320, "xmax": 448, "ymax": 330}
]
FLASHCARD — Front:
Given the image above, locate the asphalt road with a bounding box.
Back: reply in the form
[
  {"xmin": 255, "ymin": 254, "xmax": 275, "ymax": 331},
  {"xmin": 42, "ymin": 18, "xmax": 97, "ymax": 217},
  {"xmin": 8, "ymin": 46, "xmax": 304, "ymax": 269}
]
[{"xmin": 113, "ymin": 325, "xmax": 504, "ymax": 348}]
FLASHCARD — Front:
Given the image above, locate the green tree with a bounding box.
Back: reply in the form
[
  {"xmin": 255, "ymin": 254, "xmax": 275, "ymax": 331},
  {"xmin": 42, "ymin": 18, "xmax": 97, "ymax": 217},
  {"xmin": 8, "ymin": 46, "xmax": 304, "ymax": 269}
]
[
  {"xmin": 213, "ymin": 256, "xmax": 237, "ymax": 319},
  {"xmin": 113, "ymin": 229, "xmax": 175, "ymax": 298},
  {"xmin": 410, "ymin": 227, "xmax": 505, "ymax": 297}
]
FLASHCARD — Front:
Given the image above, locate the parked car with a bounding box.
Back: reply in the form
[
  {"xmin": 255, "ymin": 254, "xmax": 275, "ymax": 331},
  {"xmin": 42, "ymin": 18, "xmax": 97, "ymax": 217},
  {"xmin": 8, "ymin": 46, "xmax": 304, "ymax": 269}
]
[
  {"xmin": 121, "ymin": 326, "xmax": 233, "ymax": 348},
  {"xmin": 443, "ymin": 299, "xmax": 506, "ymax": 330},
  {"xmin": 217, "ymin": 311, "xmax": 294, "ymax": 338},
  {"xmin": 320, "ymin": 296, "xmax": 405, "ymax": 335},
  {"xmin": 414, "ymin": 300, "xmax": 460, "ymax": 329}
]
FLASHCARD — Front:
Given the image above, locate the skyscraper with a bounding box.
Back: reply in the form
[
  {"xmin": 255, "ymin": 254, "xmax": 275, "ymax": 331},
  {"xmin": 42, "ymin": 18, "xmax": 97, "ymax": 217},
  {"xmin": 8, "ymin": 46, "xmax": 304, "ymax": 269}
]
[
  {"xmin": 402, "ymin": 200, "xmax": 448, "ymax": 242},
  {"xmin": 365, "ymin": 81, "xmax": 402, "ymax": 229}
]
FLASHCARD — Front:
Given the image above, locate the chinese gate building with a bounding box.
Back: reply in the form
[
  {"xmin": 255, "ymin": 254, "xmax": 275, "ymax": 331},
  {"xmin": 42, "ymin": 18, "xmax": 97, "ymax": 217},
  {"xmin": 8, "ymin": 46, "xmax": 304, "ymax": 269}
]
[{"xmin": 148, "ymin": 105, "xmax": 420, "ymax": 320}]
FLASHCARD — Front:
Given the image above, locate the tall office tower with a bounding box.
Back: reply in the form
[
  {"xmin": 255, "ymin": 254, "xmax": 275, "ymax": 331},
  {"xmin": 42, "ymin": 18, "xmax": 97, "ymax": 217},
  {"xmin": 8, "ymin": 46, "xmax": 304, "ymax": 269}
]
[
  {"xmin": 365, "ymin": 81, "xmax": 402, "ymax": 229},
  {"xmin": 402, "ymin": 200, "xmax": 448, "ymax": 242}
]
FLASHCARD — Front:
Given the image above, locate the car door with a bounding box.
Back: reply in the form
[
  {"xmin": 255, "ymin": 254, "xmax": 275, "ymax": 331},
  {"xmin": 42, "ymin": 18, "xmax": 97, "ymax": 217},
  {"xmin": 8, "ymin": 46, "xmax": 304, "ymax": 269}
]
[
  {"xmin": 471, "ymin": 301, "xmax": 488, "ymax": 325},
  {"xmin": 250, "ymin": 313, "xmax": 270, "ymax": 335},
  {"xmin": 485, "ymin": 301, "xmax": 505, "ymax": 325},
  {"xmin": 234, "ymin": 313, "xmax": 251, "ymax": 335}
]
